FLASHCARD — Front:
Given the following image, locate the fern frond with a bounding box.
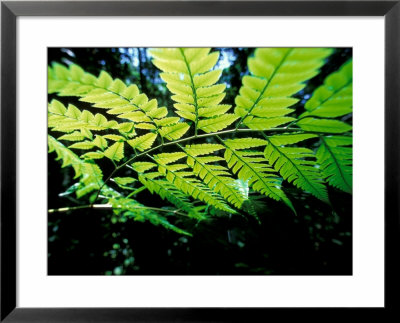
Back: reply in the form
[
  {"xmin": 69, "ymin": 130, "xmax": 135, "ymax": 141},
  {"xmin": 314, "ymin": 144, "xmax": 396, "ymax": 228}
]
[
  {"xmin": 158, "ymin": 123, "xmax": 190, "ymax": 141},
  {"xmin": 152, "ymin": 152, "xmax": 236, "ymax": 213},
  {"xmin": 222, "ymin": 138, "xmax": 295, "ymax": 212},
  {"xmin": 108, "ymin": 195, "xmax": 191, "ymax": 236},
  {"xmin": 235, "ymin": 48, "xmax": 333, "ymax": 130},
  {"xmin": 95, "ymin": 185, "xmax": 191, "ymax": 235},
  {"xmin": 48, "ymin": 135, "xmax": 103, "ymax": 196},
  {"xmin": 263, "ymin": 133, "xmax": 329, "ymax": 202},
  {"xmin": 104, "ymin": 141, "xmax": 125, "ymax": 162},
  {"xmin": 112, "ymin": 177, "xmax": 136, "ymax": 186},
  {"xmin": 49, "ymin": 100, "xmax": 133, "ymax": 162},
  {"xmin": 48, "ymin": 48, "xmax": 353, "ymax": 236},
  {"xmin": 81, "ymin": 152, "xmax": 105, "ymax": 160},
  {"xmin": 298, "ymin": 59, "xmax": 352, "ymax": 134},
  {"xmin": 301, "ymin": 59, "xmax": 352, "ymax": 118},
  {"xmin": 180, "ymin": 144, "xmax": 246, "ymax": 208},
  {"xmin": 299, "ymin": 59, "xmax": 352, "ymax": 193},
  {"xmin": 131, "ymin": 163, "xmax": 207, "ymax": 220},
  {"xmin": 127, "ymin": 133, "xmax": 157, "ymax": 152},
  {"xmin": 149, "ymin": 48, "xmax": 238, "ymax": 134},
  {"xmin": 197, "ymin": 114, "xmax": 239, "ymax": 133},
  {"xmin": 48, "ymin": 100, "xmax": 119, "ymax": 133},
  {"xmin": 184, "ymin": 143, "xmax": 224, "ymax": 156},
  {"xmin": 68, "ymin": 141, "xmax": 95, "ymax": 150},
  {"xmin": 317, "ymin": 135, "xmax": 352, "ymax": 193},
  {"xmin": 49, "ymin": 63, "xmax": 188, "ymax": 140},
  {"xmin": 297, "ymin": 118, "xmax": 352, "ymax": 133},
  {"xmin": 58, "ymin": 131, "xmax": 86, "ymax": 142}
]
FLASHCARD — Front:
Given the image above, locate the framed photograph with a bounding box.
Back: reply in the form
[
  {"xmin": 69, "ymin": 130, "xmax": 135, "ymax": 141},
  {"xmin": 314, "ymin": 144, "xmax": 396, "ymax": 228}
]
[{"xmin": 1, "ymin": 0, "xmax": 399, "ymax": 321}]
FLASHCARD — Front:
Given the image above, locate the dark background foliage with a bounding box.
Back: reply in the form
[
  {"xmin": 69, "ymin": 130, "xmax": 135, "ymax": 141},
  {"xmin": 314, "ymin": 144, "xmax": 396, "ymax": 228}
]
[{"xmin": 48, "ymin": 47, "xmax": 352, "ymax": 275}]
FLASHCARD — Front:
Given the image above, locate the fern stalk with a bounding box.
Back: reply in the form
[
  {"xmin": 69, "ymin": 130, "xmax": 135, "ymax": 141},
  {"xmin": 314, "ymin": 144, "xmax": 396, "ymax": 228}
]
[
  {"xmin": 90, "ymin": 126, "xmax": 312, "ymax": 205},
  {"xmin": 178, "ymin": 48, "xmax": 200, "ymax": 136},
  {"xmin": 49, "ymin": 203, "xmax": 188, "ymax": 216}
]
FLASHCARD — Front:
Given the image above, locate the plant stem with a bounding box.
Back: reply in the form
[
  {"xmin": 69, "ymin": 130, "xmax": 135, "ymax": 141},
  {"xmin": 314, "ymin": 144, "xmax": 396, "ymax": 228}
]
[
  {"xmin": 48, "ymin": 203, "xmax": 187, "ymax": 216},
  {"xmin": 120, "ymin": 127, "xmax": 299, "ymax": 168},
  {"xmin": 92, "ymin": 126, "xmax": 303, "ymax": 205},
  {"xmin": 48, "ymin": 204, "xmax": 113, "ymax": 213},
  {"xmin": 179, "ymin": 48, "xmax": 199, "ymax": 137}
]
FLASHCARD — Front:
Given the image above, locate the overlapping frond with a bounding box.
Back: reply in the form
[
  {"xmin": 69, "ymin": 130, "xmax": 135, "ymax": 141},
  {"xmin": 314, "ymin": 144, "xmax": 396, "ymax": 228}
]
[
  {"xmin": 180, "ymin": 143, "xmax": 246, "ymax": 208},
  {"xmin": 222, "ymin": 138, "xmax": 295, "ymax": 213},
  {"xmin": 302, "ymin": 59, "xmax": 353, "ymax": 194},
  {"xmin": 132, "ymin": 162, "xmax": 207, "ymax": 220},
  {"xmin": 297, "ymin": 59, "xmax": 353, "ymax": 134},
  {"xmin": 48, "ymin": 100, "xmax": 130, "ymax": 162},
  {"xmin": 149, "ymin": 48, "xmax": 238, "ymax": 134},
  {"xmin": 151, "ymin": 152, "xmax": 237, "ymax": 213},
  {"xmin": 301, "ymin": 59, "xmax": 352, "ymax": 118},
  {"xmin": 317, "ymin": 136, "xmax": 352, "ymax": 193},
  {"xmin": 48, "ymin": 135, "xmax": 103, "ymax": 197},
  {"xmin": 48, "ymin": 63, "xmax": 190, "ymax": 141},
  {"xmin": 235, "ymin": 48, "xmax": 333, "ymax": 130},
  {"xmin": 263, "ymin": 133, "xmax": 329, "ymax": 202},
  {"xmin": 48, "ymin": 99, "xmax": 121, "ymax": 133}
]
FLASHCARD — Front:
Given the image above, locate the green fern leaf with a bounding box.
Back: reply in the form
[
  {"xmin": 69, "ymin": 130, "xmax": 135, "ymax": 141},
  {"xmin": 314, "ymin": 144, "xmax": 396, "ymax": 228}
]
[
  {"xmin": 297, "ymin": 118, "xmax": 352, "ymax": 133},
  {"xmin": 108, "ymin": 195, "xmax": 191, "ymax": 236},
  {"xmin": 48, "ymin": 135, "xmax": 103, "ymax": 196},
  {"xmin": 48, "ymin": 63, "xmax": 185, "ymax": 139},
  {"xmin": 154, "ymin": 117, "xmax": 181, "ymax": 127},
  {"xmin": 113, "ymin": 177, "xmax": 136, "ymax": 186},
  {"xmin": 184, "ymin": 143, "xmax": 224, "ymax": 156},
  {"xmin": 149, "ymin": 48, "xmax": 234, "ymax": 134},
  {"xmin": 58, "ymin": 132, "xmax": 85, "ymax": 142},
  {"xmin": 268, "ymin": 133, "xmax": 317, "ymax": 145},
  {"xmin": 235, "ymin": 48, "xmax": 333, "ymax": 130},
  {"xmin": 135, "ymin": 123, "xmax": 156, "ymax": 130},
  {"xmin": 127, "ymin": 133, "xmax": 157, "ymax": 151},
  {"xmin": 152, "ymin": 153, "xmax": 236, "ymax": 213},
  {"xmin": 131, "ymin": 161, "xmax": 158, "ymax": 173},
  {"xmin": 69, "ymin": 141, "xmax": 96, "ymax": 150},
  {"xmin": 263, "ymin": 134, "xmax": 328, "ymax": 202},
  {"xmin": 317, "ymin": 136, "xmax": 352, "ymax": 193},
  {"xmin": 48, "ymin": 100, "xmax": 119, "ymax": 133},
  {"xmin": 302, "ymin": 60, "xmax": 352, "ymax": 118},
  {"xmin": 81, "ymin": 151, "xmax": 104, "ymax": 160},
  {"xmin": 159, "ymin": 123, "xmax": 190, "ymax": 140},
  {"xmin": 102, "ymin": 134, "xmax": 126, "ymax": 142},
  {"xmin": 197, "ymin": 114, "xmax": 238, "ymax": 133},
  {"xmin": 48, "ymin": 48, "xmax": 353, "ymax": 236},
  {"xmin": 223, "ymin": 138, "xmax": 268, "ymax": 150},
  {"xmin": 49, "ymin": 135, "xmax": 84, "ymax": 177},
  {"xmin": 131, "ymin": 164, "xmax": 207, "ymax": 220},
  {"xmin": 198, "ymin": 105, "xmax": 231, "ymax": 118},
  {"xmin": 104, "ymin": 141, "xmax": 124, "ymax": 161},
  {"xmin": 243, "ymin": 116, "xmax": 295, "ymax": 130},
  {"xmin": 223, "ymin": 139, "xmax": 294, "ymax": 213},
  {"xmin": 118, "ymin": 110, "xmax": 151, "ymax": 122},
  {"xmin": 93, "ymin": 135, "xmax": 108, "ymax": 150},
  {"xmin": 154, "ymin": 152, "xmax": 187, "ymax": 165},
  {"xmin": 183, "ymin": 145, "xmax": 246, "ymax": 208}
]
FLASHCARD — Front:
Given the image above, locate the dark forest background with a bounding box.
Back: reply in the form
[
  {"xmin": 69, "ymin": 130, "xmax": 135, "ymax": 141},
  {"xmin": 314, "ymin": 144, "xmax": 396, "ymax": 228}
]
[{"xmin": 48, "ymin": 47, "xmax": 352, "ymax": 275}]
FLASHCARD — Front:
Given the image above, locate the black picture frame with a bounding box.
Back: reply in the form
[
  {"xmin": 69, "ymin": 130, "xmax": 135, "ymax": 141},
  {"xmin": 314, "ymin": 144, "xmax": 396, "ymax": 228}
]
[{"xmin": 1, "ymin": 0, "xmax": 399, "ymax": 321}]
